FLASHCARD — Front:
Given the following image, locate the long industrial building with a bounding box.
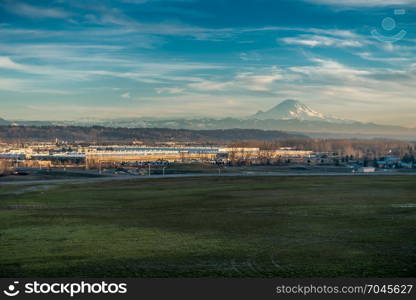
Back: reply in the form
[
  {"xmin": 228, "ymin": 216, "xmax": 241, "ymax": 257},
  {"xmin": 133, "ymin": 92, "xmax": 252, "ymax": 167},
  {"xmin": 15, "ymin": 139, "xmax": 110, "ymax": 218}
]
[{"xmin": 0, "ymin": 145, "xmax": 314, "ymax": 168}]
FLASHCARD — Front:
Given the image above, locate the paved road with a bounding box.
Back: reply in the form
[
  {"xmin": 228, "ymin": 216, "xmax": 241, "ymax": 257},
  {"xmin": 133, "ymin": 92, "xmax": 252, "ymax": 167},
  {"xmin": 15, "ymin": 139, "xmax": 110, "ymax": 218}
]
[{"xmin": 1, "ymin": 171, "xmax": 416, "ymax": 186}]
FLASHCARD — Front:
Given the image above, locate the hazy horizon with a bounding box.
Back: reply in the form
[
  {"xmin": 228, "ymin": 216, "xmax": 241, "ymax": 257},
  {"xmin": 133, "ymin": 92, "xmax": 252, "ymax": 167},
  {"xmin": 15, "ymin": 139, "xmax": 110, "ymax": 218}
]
[{"xmin": 1, "ymin": 0, "xmax": 415, "ymax": 126}]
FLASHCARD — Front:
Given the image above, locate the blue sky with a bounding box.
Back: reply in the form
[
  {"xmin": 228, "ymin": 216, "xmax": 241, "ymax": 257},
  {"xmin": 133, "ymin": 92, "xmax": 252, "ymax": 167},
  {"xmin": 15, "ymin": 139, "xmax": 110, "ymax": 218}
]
[{"xmin": 0, "ymin": 0, "xmax": 415, "ymax": 126}]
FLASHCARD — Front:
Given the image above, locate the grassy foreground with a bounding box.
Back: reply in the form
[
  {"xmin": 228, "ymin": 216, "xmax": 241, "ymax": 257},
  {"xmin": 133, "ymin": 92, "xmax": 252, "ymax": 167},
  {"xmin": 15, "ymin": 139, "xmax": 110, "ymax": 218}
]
[{"xmin": 0, "ymin": 176, "xmax": 415, "ymax": 277}]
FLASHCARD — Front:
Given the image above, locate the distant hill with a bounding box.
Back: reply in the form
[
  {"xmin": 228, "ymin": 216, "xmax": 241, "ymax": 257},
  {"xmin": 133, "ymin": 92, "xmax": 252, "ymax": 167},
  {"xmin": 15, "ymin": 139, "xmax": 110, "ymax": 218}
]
[
  {"xmin": 0, "ymin": 118, "xmax": 10, "ymax": 125},
  {"xmin": 0, "ymin": 126, "xmax": 307, "ymax": 143},
  {"xmin": 63, "ymin": 117, "xmax": 414, "ymax": 140},
  {"xmin": 7, "ymin": 100, "xmax": 416, "ymax": 140}
]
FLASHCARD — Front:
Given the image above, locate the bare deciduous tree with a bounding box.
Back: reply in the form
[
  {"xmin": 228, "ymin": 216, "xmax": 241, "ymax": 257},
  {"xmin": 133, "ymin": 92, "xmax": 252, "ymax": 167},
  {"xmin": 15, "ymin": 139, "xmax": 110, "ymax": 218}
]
[{"xmin": 0, "ymin": 159, "xmax": 12, "ymax": 176}]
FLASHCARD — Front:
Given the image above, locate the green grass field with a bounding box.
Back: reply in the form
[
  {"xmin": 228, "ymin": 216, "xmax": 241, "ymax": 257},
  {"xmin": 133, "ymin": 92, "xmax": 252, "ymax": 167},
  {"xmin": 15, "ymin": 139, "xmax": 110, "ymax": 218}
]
[{"xmin": 0, "ymin": 176, "xmax": 415, "ymax": 277}]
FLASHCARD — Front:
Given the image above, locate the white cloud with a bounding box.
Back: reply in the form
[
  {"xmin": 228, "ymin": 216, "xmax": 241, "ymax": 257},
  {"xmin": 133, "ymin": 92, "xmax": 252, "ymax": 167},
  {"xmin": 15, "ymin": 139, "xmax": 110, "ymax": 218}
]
[
  {"xmin": 304, "ymin": 0, "xmax": 416, "ymax": 6},
  {"xmin": 0, "ymin": 77, "xmax": 24, "ymax": 91},
  {"xmin": 155, "ymin": 87, "xmax": 184, "ymax": 94},
  {"xmin": 188, "ymin": 80, "xmax": 232, "ymax": 91},
  {"xmin": 306, "ymin": 29, "xmax": 359, "ymax": 38},
  {"xmin": 121, "ymin": 92, "xmax": 131, "ymax": 99},
  {"xmin": 356, "ymin": 52, "xmax": 410, "ymax": 63},
  {"xmin": 290, "ymin": 58, "xmax": 371, "ymax": 82},
  {"xmin": 2, "ymin": 1, "xmax": 70, "ymax": 19},
  {"xmin": 281, "ymin": 35, "xmax": 363, "ymax": 48},
  {"xmin": 0, "ymin": 27, "xmax": 61, "ymax": 38},
  {"xmin": 0, "ymin": 56, "xmax": 63, "ymax": 75},
  {"xmin": 235, "ymin": 72, "xmax": 282, "ymax": 92},
  {"xmin": 80, "ymin": 4, "xmax": 233, "ymax": 40},
  {"xmin": 0, "ymin": 55, "xmax": 222, "ymax": 85},
  {"xmin": 0, "ymin": 76, "xmax": 72, "ymax": 95},
  {"xmin": 187, "ymin": 67, "xmax": 283, "ymax": 93},
  {"xmin": 29, "ymin": 89, "xmax": 73, "ymax": 95},
  {"xmin": 0, "ymin": 56, "xmax": 91, "ymax": 80},
  {"xmin": 240, "ymin": 52, "xmax": 262, "ymax": 61},
  {"xmin": 0, "ymin": 56, "xmax": 27, "ymax": 71}
]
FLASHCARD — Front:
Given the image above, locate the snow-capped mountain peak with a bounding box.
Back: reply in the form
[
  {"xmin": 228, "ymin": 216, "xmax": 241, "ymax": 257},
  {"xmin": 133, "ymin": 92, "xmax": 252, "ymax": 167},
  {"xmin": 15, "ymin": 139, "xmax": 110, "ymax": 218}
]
[{"xmin": 251, "ymin": 99, "xmax": 341, "ymax": 122}]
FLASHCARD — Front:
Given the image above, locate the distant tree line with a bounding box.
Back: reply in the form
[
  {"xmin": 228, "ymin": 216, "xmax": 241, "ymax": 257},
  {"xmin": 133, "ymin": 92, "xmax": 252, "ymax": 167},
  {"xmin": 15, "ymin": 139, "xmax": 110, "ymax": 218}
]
[
  {"xmin": 0, "ymin": 126, "xmax": 306, "ymax": 144},
  {"xmin": 230, "ymin": 139, "xmax": 416, "ymax": 160}
]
